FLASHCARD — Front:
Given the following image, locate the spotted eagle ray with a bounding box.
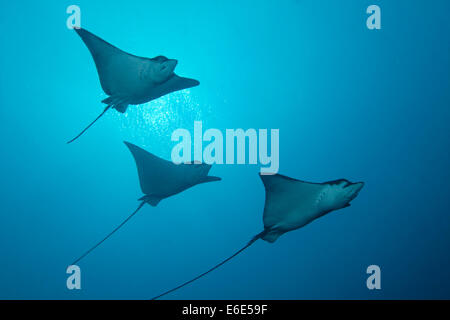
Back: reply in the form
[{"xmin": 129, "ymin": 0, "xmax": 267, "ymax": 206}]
[
  {"xmin": 67, "ymin": 28, "xmax": 200, "ymax": 143},
  {"xmin": 152, "ymin": 174, "xmax": 364, "ymax": 299},
  {"xmin": 71, "ymin": 142, "xmax": 220, "ymax": 265}
]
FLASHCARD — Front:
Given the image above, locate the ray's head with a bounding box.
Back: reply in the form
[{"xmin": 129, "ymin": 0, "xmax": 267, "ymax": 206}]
[
  {"xmin": 322, "ymin": 179, "xmax": 365, "ymax": 211},
  {"xmin": 152, "ymin": 55, "xmax": 178, "ymax": 82}
]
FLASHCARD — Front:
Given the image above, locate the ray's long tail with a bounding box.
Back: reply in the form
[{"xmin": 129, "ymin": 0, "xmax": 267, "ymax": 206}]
[
  {"xmin": 151, "ymin": 230, "xmax": 267, "ymax": 300},
  {"xmin": 71, "ymin": 201, "xmax": 145, "ymax": 266},
  {"xmin": 67, "ymin": 105, "xmax": 111, "ymax": 144}
]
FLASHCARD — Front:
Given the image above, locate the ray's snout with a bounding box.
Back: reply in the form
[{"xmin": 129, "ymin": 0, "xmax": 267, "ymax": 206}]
[
  {"xmin": 347, "ymin": 182, "xmax": 364, "ymax": 200},
  {"xmin": 167, "ymin": 59, "xmax": 178, "ymax": 69},
  {"xmin": 353, "ymin": 182, "xmax": 365, "ymax": 193},
  {"xmin": 159, "ymin": 59, "xmax": 178, "ymax": 75}
]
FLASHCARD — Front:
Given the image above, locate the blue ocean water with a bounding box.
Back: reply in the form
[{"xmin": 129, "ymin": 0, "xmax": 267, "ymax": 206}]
[{"xmin": 0, "ymin": 0, "xmax": 449, "ymax": 299}]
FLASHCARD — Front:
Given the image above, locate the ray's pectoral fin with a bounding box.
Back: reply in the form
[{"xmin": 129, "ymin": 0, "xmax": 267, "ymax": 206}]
[
  {"xmin": 199, "ymin": 176, "xmax": 222, "ymax": 184},
  {"xmin": 157, "ymin": 75, "xmax": 200, "ymax": 96},
  {"xmin": 173, "ymin": 76, "xmax": 200, "ymax": 90}
]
